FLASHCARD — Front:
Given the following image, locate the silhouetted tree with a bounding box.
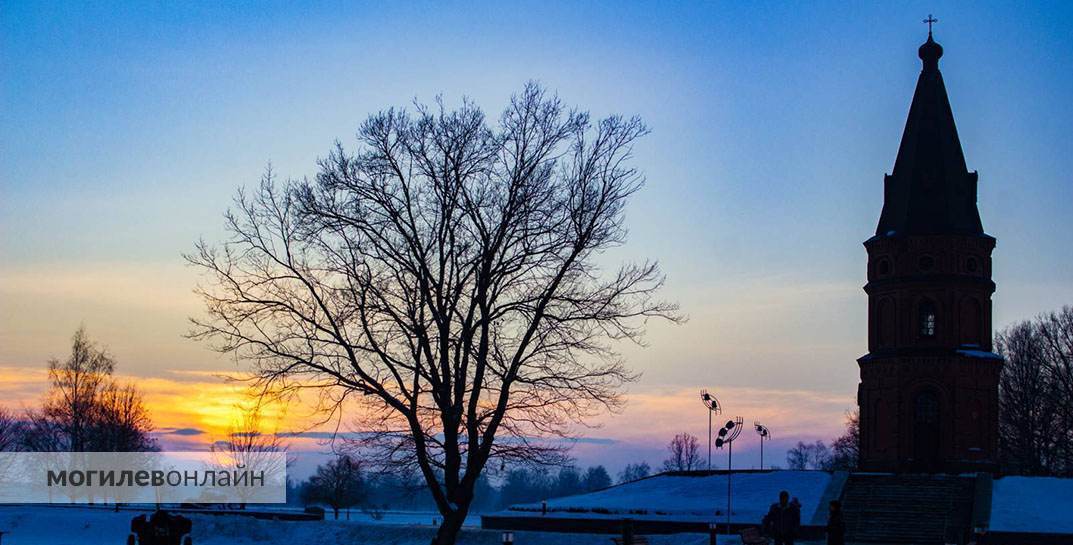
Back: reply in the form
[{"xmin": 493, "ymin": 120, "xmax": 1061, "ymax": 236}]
[
  {"xmin": 95, "ymin": 383, "xmax": 157, "ymax": 451},
  {"xmin": 617, "ymin": 461, "xmax": 651, "ymax": 484},
  {"xmin": 0, "ymin": 407, "xmax": 22, "ymax": 452},
  {"xmin": 553, "ymin": 466, "xmax": 583, "ymax": 497},
  {"xmin": 661, "ymin": 433, "xmax": 702, "ymax": 472},
  {"xmin": 786, "ymin": 440, "xmax": 830, "ymax": 470},
  {"xmin": 187, "ymin": 83, "xmax": 678, "ymax": 545},
  {"xmin": 827, "ymin": 410, "xmax": 859, "ymax": 471},
  {"xmin": 211, "ymin": 406, "xmax": 288, "ymax": 509},
  {"xmin": 997, "ymin": 306, "xmax": 1073, "ymax": 476},
  {"xmin": 470, "ymin": 473, "xmax": 498, "ymax": 512},
  {"xmin": 582, "ymin": 465, "xmax": 611, "ymax": 491},
  {"xmin": 40, "ymin": 327, "xmax": 115, "ymax": 451},
  {"xmin": 24, "ymin": 328, "xmax": 156, "ymax": 452},
  {"xmin": 303, "ymin": 454, "xmax": 365, "ymax": 520},
  {"xmin": 498, "ymin": 467, "xmax": 552, "ymax": 507}
]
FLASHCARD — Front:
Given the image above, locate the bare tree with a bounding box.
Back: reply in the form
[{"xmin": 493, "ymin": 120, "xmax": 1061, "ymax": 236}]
[
  {"xmin": 303, "ymin": 454, "xmax": 365, "ymax": 520},
  {"xmin": 187, "ymin": 83, "xmax": 678, "ymax": 544},
  {"xmin": 211, "ymin": 407, "xmax": 288, "ymax": 509},
  {"xmin": 661, "ymin": 433, "xmax": 702, "ymax": 472},
  {"xmin": 0, "ymin": 407, "xmax": 22, "ymax": 452},
  {"xmin": 41, "ymin": 327, "xmax": 115, "ymax": 451},
  {"xmin": 786, "ymin": 440, "xmax": 830, "ymax": 470},
  {"xmin": 582, "ymin": 465, "xmax": 611, "ymax": 491},
  {"xmin": 997, "ymin": 307, "xmax": 1073, "ymax": 476},
  {"xmin": 827, "ymin": 410, "xmax": 859, "ymax": 471},
  {"xmin": 617, "ymin": 461, "xmax": 651, "ymax": 484},
  {"xmin": 24, "ymin": 327, "xmax": 156, "ymax": 453},
  {"xmin": 95, "ymin": 383, "xmax": 158, "ymax": 452}
]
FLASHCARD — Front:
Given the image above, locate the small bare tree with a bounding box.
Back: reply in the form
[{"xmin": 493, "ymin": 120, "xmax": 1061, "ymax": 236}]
[
  {"xmin": 302, "ymin": 454, "xmax": 365, "ymax": 520},
  {"xmin": 188, "ymin": 83, "xmax": 678, "ymax": 544},
  {"xmin": 661, "ymin": 432, "xmax": 702, "ymax": 472},
  {"xmin": 211, "ymin": 407, "xmax": 288, "ymax": 509}
]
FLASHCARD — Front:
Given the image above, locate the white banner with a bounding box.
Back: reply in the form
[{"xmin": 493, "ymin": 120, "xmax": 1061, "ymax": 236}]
[{"xmin": 0, "ymin": 452, "xmax": 287, "ymax": 504}]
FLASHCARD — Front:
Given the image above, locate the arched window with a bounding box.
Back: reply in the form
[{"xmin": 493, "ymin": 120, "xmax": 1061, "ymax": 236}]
[
  {"xmin": 877, "ymin": 258, "xmax": 891, "ymax": 277},
  {"xmin": 960, "ymin": 298, "xmax": 982, "ymax": 346},
  {"xmin": 914, "ymin": 390, "xmax": 939, "ymax": 426},
  {"xmin": 919, "ymin": 300, "xmax": 937, "ymax": 338},
  {"xmin": 876, "ymin": 298, "xmax": 896, "ymax": 346},
  {"xmin": 966, "ymin": 256, "xmax": 979, "ymax": 274}
]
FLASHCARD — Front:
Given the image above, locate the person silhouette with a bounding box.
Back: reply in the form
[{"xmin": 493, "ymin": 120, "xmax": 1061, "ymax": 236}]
[
  {"xmin": 762, "ymin": 490, "xmax": 801, "ymax": 545},
  {"xmin": 826, "ymin": 500, "xmax": 845, "ymax": 545}
]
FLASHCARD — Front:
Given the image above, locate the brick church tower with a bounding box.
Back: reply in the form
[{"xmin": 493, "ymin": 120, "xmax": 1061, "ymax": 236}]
[{"xmin": 857, "ymin": 30, "xmax": 1003, "ymax": 473}]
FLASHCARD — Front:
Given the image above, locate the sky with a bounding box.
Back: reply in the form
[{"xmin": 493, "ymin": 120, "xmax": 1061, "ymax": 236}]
[{"xmin": 2, "ymin": 1, "xmax": 1073, "ymax": 476}]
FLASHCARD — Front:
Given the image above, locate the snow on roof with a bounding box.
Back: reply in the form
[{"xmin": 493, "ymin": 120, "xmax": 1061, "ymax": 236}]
[
  {"xmin": 990, "ymin": 476, "xmax": 1073, "ymax": 533},
  {"xmin": 507, "ymin": 470, "xmax": 832, "ymax": 525},
  {"xmin": 956, "ymin": 348, "xmax": 1004, "ymax": 361}
]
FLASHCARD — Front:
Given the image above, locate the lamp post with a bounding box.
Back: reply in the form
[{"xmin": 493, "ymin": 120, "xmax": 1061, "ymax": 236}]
[
  {"xmin": 715, "ymin": 416, "xmax": 743, "ymax": 535},
  {"xmin": 754, "ymin": 422, "xmax": 771, "ymax": 470},
  {"xmin": 700, "ymin": 390, "xmax": 721, "ymax": 471}
]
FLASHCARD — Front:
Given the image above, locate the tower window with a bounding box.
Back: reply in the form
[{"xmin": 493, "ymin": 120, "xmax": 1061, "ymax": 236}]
[
  {"xmin": 877, "ymin": 259, "xmax": 891, "ymax": 276},
  {"xmin": 920, "ymin": 301, "xmax": 937, "ymax": 337},
  {"xmin": 966, "ymin": 257, "xmax": 979, "ymax": 273}
]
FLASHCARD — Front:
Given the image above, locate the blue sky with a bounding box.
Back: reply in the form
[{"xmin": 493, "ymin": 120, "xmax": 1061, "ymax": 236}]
[{"xmin": 3, "ymin": 1, "xmax": 1072, "ymax": 470}]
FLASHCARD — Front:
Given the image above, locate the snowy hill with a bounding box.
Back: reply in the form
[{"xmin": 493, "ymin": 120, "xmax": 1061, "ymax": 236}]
[{"xmin": 505, "ymin": 470, "xmax": 834, "ymax": 525}]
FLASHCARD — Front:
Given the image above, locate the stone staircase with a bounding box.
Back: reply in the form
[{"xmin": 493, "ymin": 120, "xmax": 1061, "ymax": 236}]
[{"xmin": 842, "ymin": 473, "xmax": 976, "ymax": 544}]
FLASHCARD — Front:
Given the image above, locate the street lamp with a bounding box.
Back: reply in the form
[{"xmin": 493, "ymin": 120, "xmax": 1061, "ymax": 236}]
[
  {"xmin": 715, "ymin": 416, "xmax": 743, "ymax": 535},
  {"xmin": 700, "ymin": 390, "xmax": 721, "ymax": 471},
  {"xmin": 754, "ymin": 422, "xmax": 771, "ymax": 470}
]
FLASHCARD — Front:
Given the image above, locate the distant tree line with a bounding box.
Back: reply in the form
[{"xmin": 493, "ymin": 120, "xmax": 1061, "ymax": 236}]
[
  {"xmin": 292, "ymin": 431, "xmax": 736, "ymax": 514},
  {"xmin": 292, "ymin": 454, "xmax": 622, "ymax": 514},
  {"xmin": 997, "ymin": 305, "xmax": 1073, "ymax": 476}
]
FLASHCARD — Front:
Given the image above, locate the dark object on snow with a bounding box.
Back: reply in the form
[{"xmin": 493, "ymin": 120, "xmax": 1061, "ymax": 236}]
[
  {"xmin": 762, "ymin": 490, "xmax": 800, "ymax": 545},
  {"xmin": 127, "ymin": 510, "xmax": 192, "ymax": 545},
  {"xmin": 610, "ymin": 519, "xmax": 649, "ymax": 545},
  {"xmin": 610, "ymin": 537, "xmax": 649, "ymax": 545},
  {"xmin": 826, "ymin": 500, "xmax": 845, "ymax": 545},
  {"xmin": 741, "ymin": 526, "xmax": 770, "ymax": 545}
]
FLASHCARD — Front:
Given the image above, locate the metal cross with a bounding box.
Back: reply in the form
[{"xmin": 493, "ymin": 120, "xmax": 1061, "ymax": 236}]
[{"xmin": 923, "ymin": 14, "xmax": 938, "ymax": 34}]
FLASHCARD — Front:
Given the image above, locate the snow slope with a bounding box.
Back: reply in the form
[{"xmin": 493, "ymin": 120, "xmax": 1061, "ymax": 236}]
[
  {"xmin": 990, "ymin": 475, "xmax": 1073, "ymax": 533},
  {"xmin": 507, "ymin": 470, "xmax": 832, "ymax": 525}
]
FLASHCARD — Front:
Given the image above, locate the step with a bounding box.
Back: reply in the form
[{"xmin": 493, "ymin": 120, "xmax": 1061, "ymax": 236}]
[{"xmin": 841, "ymin": 474, "xmax": 976, "ymax": 544}]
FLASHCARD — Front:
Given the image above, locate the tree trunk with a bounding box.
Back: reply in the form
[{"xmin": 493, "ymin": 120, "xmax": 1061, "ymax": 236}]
[
  {"xmin": 432, "ymin": 507, "xmax": 468, "ymax": 545},
  {"xmin": 333, "ymin": 507, "xmax": 339, "ymax": 520}
]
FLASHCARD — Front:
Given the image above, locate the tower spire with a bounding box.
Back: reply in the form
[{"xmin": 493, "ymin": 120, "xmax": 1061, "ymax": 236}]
[{"xmin": 875, "ymin": 29, "xmax": 983, "ymax": 237}]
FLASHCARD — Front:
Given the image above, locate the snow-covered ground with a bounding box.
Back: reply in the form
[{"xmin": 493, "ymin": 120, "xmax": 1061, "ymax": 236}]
[
  {"xmin": 0, "ymin": 505, "xmax": 753, "ymax": 544},
  {"xmin": 507, "ymin": 470, "xmax": 832, "ymax": 525},
  {"xmin": 990, "ymin": 475, "xmax": 1073, "ymax": 533}
]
